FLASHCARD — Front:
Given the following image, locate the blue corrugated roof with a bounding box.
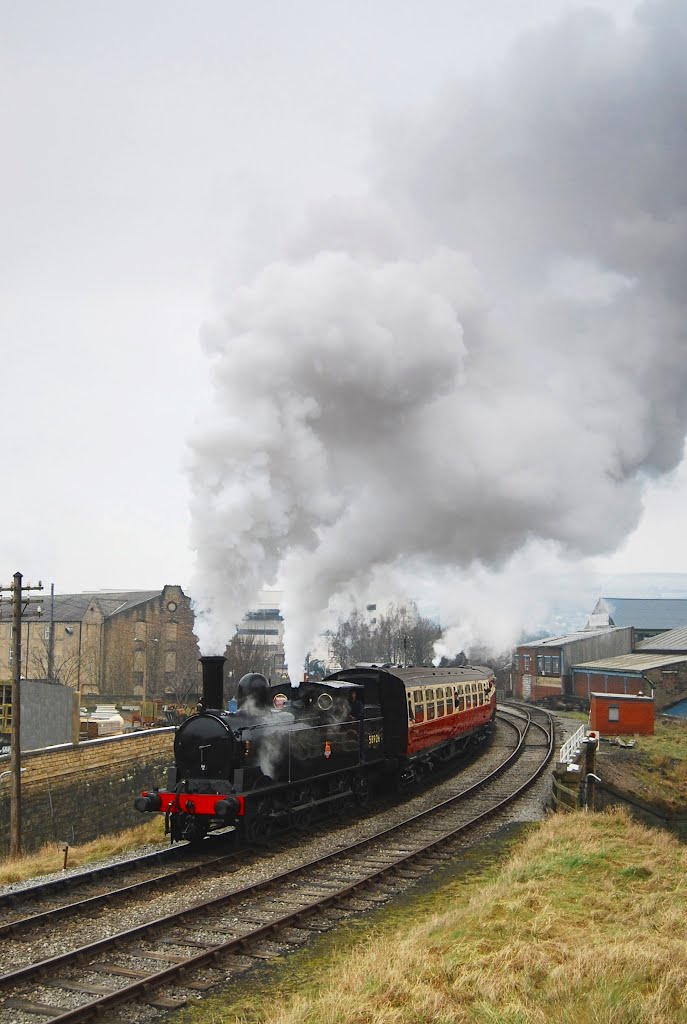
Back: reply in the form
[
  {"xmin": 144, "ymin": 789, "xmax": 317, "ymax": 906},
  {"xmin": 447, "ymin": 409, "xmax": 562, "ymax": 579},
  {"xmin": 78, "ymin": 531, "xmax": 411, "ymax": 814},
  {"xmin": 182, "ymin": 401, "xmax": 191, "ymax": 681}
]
[{"xmin": 591, "ymin": 598, "xmax": 687, "ymax": 630}]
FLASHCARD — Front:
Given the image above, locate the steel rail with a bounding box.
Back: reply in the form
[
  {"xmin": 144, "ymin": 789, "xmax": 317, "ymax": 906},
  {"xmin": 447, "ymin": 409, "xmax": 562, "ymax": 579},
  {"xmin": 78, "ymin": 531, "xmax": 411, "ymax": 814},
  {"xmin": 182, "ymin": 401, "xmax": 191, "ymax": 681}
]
[{"xmin": 0, "ymin": 712, "xmax": 553, "ymax": 1022}]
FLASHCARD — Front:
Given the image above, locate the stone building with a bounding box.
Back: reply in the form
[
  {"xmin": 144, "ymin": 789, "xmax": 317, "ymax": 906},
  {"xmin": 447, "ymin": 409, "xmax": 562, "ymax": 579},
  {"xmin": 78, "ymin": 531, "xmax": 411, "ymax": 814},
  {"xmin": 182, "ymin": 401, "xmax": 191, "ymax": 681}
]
[{"xmin": 0, "ymin": 585, "xmax": 199, "ymax": 700}]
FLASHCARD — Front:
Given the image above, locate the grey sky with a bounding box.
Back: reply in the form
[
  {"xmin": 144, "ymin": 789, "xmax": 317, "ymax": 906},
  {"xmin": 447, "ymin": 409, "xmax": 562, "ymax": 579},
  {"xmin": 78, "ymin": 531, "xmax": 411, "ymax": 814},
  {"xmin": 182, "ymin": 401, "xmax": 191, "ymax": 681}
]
[{"xmin": 3, "ymin": 0, "xmax": 683, "ymax": 660}]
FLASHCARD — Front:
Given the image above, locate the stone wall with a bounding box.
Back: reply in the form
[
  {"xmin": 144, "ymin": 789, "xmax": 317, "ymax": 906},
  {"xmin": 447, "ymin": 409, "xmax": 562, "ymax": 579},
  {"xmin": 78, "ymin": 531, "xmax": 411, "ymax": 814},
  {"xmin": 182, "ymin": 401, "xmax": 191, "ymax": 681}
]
[{"xmin": 0, "ymin": 728, "xmax": 175, "ymax": 856}]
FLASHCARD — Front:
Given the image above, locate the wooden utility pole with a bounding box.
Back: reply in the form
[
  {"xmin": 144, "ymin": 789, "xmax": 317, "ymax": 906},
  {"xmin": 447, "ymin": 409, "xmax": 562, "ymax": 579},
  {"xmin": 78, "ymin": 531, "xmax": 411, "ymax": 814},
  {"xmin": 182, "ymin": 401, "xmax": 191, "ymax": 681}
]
[{"xmin": 0, "ymin": 571, "xmax": 43, "ymax": 857}]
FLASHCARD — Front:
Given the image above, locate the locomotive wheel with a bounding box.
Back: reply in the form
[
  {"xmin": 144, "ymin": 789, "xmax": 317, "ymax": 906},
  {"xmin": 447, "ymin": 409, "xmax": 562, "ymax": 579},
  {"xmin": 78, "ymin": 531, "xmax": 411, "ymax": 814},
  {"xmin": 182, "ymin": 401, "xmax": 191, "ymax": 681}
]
[
  {"xmin": 245, "ymin": 817, "xmax": 274, "ymax": 844},
  {"xmin": 243, "ymin": 796, "xmax": 274, "ymax": 845}
]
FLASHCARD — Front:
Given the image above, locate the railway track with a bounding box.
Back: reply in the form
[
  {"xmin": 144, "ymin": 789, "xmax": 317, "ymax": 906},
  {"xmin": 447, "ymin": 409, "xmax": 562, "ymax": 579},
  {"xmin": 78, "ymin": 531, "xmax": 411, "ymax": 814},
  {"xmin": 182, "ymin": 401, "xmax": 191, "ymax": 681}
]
[{"xmin": 0, "ymin": 708, "xmax": 554, "ymax": 1023}]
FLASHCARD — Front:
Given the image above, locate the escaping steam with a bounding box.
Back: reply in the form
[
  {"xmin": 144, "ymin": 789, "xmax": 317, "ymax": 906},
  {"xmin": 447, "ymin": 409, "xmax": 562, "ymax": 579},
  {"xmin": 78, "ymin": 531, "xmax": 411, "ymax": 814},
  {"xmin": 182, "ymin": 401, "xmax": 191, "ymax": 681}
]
[{"xmin": 189, "ymin": 0, "xmax": 687, "ymax": 672}]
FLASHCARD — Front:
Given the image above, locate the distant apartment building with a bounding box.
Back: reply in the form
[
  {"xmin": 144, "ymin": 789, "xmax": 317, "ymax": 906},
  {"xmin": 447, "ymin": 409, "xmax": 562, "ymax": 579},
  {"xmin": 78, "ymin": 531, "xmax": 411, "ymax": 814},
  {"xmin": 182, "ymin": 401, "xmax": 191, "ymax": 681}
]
[{"xmin": 237, "ymin": 607, "xmax": 284, "ymax": 649}]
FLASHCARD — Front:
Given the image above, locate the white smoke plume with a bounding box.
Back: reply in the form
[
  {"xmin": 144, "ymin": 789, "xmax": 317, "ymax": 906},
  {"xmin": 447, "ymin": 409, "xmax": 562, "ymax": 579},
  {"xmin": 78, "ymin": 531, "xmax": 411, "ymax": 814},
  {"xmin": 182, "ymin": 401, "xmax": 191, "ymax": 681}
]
[{"xmin": 188, "ymin": 0, "xmax": 687, "ymax": 671}]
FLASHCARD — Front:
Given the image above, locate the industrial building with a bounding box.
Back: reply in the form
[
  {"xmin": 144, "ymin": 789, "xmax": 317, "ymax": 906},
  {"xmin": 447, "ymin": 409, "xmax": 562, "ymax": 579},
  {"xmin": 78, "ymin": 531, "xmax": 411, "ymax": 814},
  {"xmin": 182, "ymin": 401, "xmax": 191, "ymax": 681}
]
[
  {"xmin": 512, "ymin": 627, "xmax": 633, "ymax": 701},
  {"xmin": 571, "ymin": 652, "xmax": 687, "ymax": 711}
]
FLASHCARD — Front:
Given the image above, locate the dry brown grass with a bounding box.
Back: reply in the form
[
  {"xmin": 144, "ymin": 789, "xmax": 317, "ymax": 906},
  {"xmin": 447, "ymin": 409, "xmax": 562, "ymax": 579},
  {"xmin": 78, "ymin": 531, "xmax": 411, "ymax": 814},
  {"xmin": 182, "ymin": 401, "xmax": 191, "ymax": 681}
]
[
  {"xmin": 0, "ymin": 817, "xmax": 166, "ymax": 885},
  {"xmin": 183, "ymin": 809, "xmax": 687, "ymax": 1024}
]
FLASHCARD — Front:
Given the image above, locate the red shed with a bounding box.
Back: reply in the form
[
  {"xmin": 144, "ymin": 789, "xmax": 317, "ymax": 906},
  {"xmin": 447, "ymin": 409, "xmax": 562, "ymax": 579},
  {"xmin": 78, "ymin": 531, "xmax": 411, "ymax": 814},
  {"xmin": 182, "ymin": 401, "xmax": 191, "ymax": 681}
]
[{"xmin": 589, "ymin": 692, "xmax": 654, "ymax": 736}]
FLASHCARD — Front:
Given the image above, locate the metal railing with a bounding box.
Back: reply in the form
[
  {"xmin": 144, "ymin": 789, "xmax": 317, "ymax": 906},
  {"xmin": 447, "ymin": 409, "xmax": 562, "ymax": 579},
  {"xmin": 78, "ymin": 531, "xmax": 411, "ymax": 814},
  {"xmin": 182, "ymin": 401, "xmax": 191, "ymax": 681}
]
[{"xmin": 558, "ymin": 723, "xmax": 586, "ymax": 764}]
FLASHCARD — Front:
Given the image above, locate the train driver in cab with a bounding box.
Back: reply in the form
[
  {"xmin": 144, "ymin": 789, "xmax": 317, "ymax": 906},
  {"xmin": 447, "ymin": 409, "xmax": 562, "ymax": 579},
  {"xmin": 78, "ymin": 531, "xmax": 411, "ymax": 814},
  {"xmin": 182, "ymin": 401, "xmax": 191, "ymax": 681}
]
[{"xmin": 349, "ymin": 690, "xmax": 364, "ymax": 721}]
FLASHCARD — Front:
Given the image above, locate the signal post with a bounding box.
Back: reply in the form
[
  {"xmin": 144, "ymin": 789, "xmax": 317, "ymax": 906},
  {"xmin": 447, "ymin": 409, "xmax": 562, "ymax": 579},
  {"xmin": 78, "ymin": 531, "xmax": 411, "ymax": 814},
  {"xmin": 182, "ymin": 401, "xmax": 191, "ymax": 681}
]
[{"xmin": 0, "ymin": 571, "xmax": 43, "ymax": 857}]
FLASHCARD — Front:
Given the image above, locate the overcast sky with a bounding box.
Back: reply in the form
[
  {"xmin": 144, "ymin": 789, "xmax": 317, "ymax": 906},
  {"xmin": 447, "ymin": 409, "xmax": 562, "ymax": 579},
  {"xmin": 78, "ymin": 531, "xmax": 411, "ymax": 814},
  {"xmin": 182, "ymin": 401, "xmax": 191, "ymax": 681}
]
[{"xmin": 3, "ymin": 0, "xmax": 686, "ymax": 657}]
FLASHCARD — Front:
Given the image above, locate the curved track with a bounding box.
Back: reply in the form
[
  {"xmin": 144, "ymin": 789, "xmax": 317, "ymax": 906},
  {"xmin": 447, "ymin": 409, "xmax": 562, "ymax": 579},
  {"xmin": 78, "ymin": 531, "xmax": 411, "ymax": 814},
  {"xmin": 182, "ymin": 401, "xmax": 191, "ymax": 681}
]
[{"xmin": 0, "ymin": 708, "xmax": 554, "ymax": 1023}]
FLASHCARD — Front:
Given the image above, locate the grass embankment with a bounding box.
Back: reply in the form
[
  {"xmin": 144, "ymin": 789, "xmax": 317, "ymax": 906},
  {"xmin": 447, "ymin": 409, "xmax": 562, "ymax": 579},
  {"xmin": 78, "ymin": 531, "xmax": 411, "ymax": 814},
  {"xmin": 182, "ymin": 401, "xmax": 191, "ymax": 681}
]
[
  {"xmin": 630, "ymin": 720, "xmax": 687, "ymax": 807},
  {"xmin": 0, "ymin": 818, "xmax": 166, "ymax": 886},
  {"xmin": 175, "ymin": 808, "xmax": 687, "ymax": 1024}
]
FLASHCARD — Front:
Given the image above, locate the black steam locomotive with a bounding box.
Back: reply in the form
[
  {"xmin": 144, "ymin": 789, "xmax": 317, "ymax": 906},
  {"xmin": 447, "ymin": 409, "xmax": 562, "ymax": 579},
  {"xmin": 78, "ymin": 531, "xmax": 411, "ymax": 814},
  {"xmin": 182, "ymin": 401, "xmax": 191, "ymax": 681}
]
[{"xmin": 135, "ymin": 655, "xmax": 496, "ymax": 844}]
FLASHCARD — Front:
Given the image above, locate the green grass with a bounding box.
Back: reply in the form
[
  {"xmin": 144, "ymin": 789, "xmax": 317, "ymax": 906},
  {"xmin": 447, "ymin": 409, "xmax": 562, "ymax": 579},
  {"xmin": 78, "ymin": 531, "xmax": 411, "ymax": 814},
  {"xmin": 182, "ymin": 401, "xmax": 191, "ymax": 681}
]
[
  {"xmin": 624, "ymin": 720, "xmax": 687, "ymax": 806},
  {"xmin": 170, "ymin": 809, "xmax": 687, "ymax": 1024}
]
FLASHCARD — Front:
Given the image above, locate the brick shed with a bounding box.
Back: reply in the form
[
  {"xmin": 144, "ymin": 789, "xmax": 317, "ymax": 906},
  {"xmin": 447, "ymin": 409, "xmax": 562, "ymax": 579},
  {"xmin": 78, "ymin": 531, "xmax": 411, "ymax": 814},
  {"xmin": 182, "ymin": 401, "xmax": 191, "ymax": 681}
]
[
  {"xmin": 590, "ymin": 692, "xmax": 654, "ymax": 736},
  {"xmin": 571, "ymin": 652, "xmax": 687, "ymax": 711}
]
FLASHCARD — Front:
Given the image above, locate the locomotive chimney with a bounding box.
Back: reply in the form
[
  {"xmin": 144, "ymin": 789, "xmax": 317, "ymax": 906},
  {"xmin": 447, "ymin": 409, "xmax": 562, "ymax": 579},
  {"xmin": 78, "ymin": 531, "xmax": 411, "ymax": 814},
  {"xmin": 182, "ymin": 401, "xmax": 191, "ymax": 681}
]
[{"xmin": 200, "ymin": 655, "xmax": 226, "ymax": 710}]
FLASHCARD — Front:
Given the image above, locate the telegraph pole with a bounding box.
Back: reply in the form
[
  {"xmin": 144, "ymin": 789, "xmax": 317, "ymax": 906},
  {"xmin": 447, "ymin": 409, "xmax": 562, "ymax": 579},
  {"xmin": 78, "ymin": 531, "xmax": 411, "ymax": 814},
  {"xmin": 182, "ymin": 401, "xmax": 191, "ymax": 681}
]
[{"xmin": 0, "ymin": 572, "xmax": 43, "ymax": 857}]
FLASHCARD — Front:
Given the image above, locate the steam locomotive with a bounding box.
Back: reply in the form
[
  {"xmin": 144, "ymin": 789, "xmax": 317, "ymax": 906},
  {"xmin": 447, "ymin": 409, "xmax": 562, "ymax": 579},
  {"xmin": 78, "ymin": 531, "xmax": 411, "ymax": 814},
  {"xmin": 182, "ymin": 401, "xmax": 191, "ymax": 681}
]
[{"xmin": 134, "ymin": 656, "xmax": 496, "ymax": 844}]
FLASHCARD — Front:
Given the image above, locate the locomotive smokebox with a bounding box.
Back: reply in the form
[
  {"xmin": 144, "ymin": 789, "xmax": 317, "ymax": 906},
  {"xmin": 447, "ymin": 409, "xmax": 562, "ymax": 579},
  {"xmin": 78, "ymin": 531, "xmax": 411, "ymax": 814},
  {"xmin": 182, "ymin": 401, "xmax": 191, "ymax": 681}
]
[{"xmin": 200, "ymin": 655, "xmax": 226, "ymax": 710}]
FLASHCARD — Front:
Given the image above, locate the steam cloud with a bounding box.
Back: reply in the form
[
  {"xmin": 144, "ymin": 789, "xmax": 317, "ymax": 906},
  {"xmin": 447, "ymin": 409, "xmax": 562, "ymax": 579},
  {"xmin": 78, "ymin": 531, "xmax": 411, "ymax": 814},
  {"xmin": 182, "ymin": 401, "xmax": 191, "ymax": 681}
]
[{"xmin": 188, "ymin": 0, "xmax": 687, "ymax": 673}]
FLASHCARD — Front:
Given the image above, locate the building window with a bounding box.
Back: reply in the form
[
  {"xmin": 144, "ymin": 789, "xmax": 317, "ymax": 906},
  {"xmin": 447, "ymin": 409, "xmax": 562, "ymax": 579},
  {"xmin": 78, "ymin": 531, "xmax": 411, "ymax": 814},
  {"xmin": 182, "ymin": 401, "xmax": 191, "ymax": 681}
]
[
  {"xmin": 165, "ymin": 623, "xmax": 178, "ymax": 642},
  {"xmin": 608, "ymin": 705, "xmax": 620, "ymax": 722},
  {"xmin": 134, "ymin": 623, "xmax": 147, "ymax": 642},
  {"xmin": 165, "ymin": 651, "xmax": 176, "ymax": 673},
  {"xmin": 544, "ymin": 656, "xmax": 551, "ymax": 673},
  {"xmin": 523, "ymin": 654, "xmax": 531, "ymax": 671},
  {"xmin": 133, "ymin": 671, "xmax": 144, "ymax": 687},
  {"xmin": 134, "ymin": 651, "xmax": 145, "ymax": 672},
  {"xmin": 513, "ymin": 654, "xmax": 520, "ymax": 672},
  {"xmin": 552, "ymin": 656, "xmax": 560, "ymax": 673}
]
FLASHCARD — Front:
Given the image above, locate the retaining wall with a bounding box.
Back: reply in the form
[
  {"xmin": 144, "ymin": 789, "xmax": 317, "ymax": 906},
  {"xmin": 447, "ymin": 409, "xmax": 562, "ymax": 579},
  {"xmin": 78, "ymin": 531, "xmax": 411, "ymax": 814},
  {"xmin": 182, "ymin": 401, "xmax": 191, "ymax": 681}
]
[
  {"xmin": 594, "ymin": 780, "xmax": 687, "ymax": 841},
  {"xmin": 0, "ymin": 729, "xmax": 174, "ymax": 856}
]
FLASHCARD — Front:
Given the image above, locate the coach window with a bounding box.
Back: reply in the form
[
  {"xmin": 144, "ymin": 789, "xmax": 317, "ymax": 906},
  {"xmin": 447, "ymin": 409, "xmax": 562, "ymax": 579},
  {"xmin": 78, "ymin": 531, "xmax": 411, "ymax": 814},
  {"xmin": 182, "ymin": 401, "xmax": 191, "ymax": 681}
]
[
  {"xmin": 479, "ymin": 685, "xmax": 484, "ymax": 706},
  {"xmin": 436, "ymin": 687, "xmax": 445, "ymax": 717},
  {"xmin": 446, "ymin": 690, "xmax": 454, "ymax": 714},
  {"xmin": 407, "ymin": 694, "xmax": 414, "ymax": 722},
  {"xmin": 414, "ymin": 689, "xmax": 425, "ymax": 723},
  {"xmin": 456, "ymin": 686, "xmax": 465, "ymax": 712},
  {"xmin": 426, "ymin": 688, "xmax": 435, "ymax": 721}
]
